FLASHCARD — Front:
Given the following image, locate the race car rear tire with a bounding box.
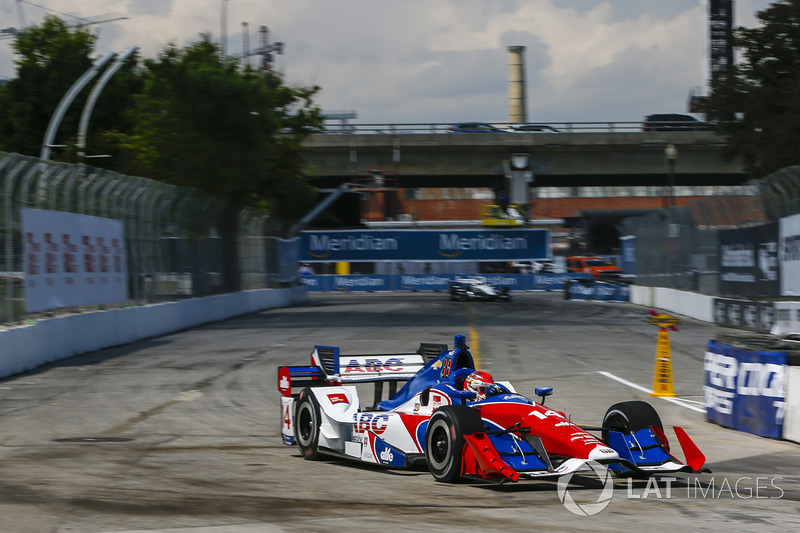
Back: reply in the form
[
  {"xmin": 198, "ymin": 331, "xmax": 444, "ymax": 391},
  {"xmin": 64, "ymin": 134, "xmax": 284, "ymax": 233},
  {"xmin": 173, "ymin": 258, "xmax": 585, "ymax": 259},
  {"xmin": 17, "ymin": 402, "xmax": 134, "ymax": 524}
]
[
  {"xmin": 601, "ymin": 400, "xmax": 663, "ymax": 443},
  {"xmin": 425, "ymin": 406, "xmax": 484, "ymax": 483},
  {"xmin": 294, "ymin": 388, "xmax": 322, "ymax": 460}
]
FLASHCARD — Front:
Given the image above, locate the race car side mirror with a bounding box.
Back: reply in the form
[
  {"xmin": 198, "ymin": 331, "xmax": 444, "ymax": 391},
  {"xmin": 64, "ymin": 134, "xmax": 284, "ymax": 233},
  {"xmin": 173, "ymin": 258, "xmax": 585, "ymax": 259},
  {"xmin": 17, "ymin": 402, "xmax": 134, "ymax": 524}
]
[{"xmin": 535, "ymin": 386, "xmax": 554, "ymax": 404}]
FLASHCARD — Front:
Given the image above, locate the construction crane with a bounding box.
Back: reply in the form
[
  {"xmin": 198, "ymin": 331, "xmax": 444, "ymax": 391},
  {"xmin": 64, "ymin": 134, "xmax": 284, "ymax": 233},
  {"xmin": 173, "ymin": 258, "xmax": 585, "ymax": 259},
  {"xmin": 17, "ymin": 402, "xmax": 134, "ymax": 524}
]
[
  {"xmin": 237, "ymin": 24, "xmax": 284, "ymax": 70},
  {"xmin": 1, "ymin": 0, "xmax": 127, "ymax": 40}
]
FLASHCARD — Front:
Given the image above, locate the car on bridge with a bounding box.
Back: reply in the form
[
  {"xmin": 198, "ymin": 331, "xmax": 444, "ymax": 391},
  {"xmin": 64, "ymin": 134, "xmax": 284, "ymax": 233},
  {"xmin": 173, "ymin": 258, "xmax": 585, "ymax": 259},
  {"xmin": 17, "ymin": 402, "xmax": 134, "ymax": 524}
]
[
  {"xmin": 505, "ymin": 124, "xmax": 560, "ymax": 133},
  {"xmin": 447, "ymin": 122, "xmax": 506, "ymax": 133},
  {"xmin": 643, "ymin": 113, "xmax": 710, "ymax": 132}
]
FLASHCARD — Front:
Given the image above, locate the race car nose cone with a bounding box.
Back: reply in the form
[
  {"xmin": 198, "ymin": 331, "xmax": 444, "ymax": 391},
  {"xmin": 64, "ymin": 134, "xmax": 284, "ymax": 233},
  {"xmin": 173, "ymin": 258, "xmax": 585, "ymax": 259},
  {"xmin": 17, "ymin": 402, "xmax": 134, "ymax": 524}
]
[{"xmin": 588, "ymin": 445, "xmax": 619, "ymax": 462}]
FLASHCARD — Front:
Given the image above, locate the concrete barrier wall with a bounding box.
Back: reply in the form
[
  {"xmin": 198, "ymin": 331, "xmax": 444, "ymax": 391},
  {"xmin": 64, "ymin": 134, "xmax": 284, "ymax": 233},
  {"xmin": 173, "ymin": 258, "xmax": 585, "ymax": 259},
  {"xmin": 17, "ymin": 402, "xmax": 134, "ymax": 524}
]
[
  {"xmin": 629, "ymin": 285, "xmax": 715, "ymax": 323},
  {"xmin": 630, "ymin": 285, "xmax": 800, "ymax": 444},
  {"xmin": 771, "ymin": 301, "xmax": 800, "ymax": 336},
  {"xmin": 785, "ymin": 367, "xmax": 800, "ymax": 444},
  {"xmin": 0, "ymin": 287, "xmax": 307, "ymax": 379}
]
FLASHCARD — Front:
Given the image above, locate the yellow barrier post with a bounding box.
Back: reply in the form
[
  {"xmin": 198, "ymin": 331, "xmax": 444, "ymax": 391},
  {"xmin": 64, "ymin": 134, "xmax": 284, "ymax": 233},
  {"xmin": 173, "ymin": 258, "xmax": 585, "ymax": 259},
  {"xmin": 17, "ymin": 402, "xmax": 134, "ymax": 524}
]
[
  {"xmin": 651, "ymin": 328, "xmax": 676, "ymax": 397},
  {"xmin": 336, "ymin": 262, "xmax": 350, "ymax": 275},
  {"xmin": 646, "ymin": 311, "xmax": 681, "ymax": 398}
]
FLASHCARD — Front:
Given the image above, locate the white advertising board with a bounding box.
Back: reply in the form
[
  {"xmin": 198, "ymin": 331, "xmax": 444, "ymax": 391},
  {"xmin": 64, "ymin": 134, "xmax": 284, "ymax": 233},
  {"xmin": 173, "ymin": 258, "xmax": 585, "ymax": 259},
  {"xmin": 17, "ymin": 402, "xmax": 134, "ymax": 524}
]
[
  {"xmin": 780, "ymin": 213, "xmax": 800, "ymax": 296},
  {"xmin": 21, "ymin": 208, "xmax": 128, "ymax": 312}
]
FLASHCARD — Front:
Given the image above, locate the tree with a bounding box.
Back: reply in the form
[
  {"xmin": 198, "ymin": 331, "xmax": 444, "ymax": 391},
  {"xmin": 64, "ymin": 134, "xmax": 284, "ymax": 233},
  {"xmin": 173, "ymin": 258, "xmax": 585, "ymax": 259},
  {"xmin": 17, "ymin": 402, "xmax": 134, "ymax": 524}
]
[
  {"xmin": 1, "ymin": 23, "xmax": 323, "ymax": 293},
  {"xmin": 0, "ymin": 16, "xmax": 140, "ymax": 160},
  {"xmin": 110, "ymin": 34, "xmax": 323, "ymax": 218},
  {"xmin": 0, "ymin": 15, "xmax": 99, "ymax": 155},
  {"xmin": 706, "ymin": 0, "xmax": 800, "ymax": 178},
  {"xmin": 107, "ymin": 34, "xmax": 323, "ymax": 291}
]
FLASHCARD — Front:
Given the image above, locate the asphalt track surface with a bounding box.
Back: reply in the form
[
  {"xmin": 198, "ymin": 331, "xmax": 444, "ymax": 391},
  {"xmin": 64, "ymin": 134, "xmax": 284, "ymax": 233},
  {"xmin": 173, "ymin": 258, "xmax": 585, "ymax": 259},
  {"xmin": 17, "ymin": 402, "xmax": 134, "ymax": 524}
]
[{"xmin": 0, "ymin": 292, "xmax": 798, "ymax": 532}]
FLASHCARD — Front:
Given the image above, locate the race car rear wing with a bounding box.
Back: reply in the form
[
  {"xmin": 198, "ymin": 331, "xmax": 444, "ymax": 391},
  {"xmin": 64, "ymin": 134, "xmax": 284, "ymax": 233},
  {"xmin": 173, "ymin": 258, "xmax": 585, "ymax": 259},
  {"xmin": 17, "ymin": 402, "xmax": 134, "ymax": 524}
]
[{"xmin": 278, "ymin": 342, "xmax": 447, "ymax": 398}]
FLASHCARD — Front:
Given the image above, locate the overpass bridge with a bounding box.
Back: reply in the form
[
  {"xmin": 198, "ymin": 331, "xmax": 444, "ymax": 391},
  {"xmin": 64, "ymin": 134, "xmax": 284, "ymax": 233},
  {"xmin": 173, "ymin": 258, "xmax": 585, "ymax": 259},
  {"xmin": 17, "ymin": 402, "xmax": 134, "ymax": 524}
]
[{"xmin": 302, "ymin": 122, "xmax": 746, "ymax": 190}]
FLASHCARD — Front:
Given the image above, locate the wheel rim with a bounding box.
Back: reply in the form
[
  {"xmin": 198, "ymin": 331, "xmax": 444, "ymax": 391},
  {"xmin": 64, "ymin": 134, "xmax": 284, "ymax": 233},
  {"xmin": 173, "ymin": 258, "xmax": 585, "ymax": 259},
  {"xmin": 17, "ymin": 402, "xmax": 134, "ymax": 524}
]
[
  {"xmin": 297, "ymin": 403, "xmax": 314, "ymax": 445},
  {"xmin": 427, "ymin": 419, "xmax": 451, "ymax": 469}
]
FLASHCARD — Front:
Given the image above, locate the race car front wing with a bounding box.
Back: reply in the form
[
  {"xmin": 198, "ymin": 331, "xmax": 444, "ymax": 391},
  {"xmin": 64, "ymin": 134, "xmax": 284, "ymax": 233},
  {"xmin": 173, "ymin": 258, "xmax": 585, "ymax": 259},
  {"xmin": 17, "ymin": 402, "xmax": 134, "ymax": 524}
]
[{"xmin": 459, "ymin": 424, "xmax": 709, "ymax": 483}]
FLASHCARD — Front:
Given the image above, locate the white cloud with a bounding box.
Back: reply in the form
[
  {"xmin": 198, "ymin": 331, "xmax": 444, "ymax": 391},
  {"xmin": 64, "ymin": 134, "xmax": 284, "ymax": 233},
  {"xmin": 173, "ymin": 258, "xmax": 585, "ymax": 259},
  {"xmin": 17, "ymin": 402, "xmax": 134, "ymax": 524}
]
[{"xmin": 0, "ymin": 0, "xmax": 777, "ymax": 124}]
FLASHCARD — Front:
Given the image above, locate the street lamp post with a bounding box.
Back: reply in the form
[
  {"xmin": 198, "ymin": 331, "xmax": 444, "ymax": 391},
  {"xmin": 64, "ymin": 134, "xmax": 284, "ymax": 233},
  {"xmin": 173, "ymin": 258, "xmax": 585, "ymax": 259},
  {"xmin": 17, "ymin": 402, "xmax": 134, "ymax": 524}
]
[
  {"xmin": 40, "ymin": 51, "xmax": 117, "ymax": 161},
  {"xmin": 665, "ymin": 144, "xmax": 678, "ymax": 208},
  {"xmin": 508, "ymin": 153, "xmax": 533, "ymax": 223},
  {"xmin": 77, "ymin": 45, "xmax": 139, "ymax": 163}
]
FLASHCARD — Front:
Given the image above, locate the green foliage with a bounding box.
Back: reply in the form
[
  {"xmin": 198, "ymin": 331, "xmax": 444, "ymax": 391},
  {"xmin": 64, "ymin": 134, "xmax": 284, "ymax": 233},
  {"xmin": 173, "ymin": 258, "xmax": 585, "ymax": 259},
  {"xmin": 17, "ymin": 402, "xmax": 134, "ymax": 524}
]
[
  {"xmin": 0, "ymin": 20, "xmax": 323, "ymax": 220},
  {"xmin": 706, "ymin": 0, "xmax": 800, "ymax": 178},
  {"xmin": 0, "ymin": 16, "xmax": 97, "ymax": 155},
  {"xmin": 110, "ymin": 34, "xmax": 323, "ymax": 218}
]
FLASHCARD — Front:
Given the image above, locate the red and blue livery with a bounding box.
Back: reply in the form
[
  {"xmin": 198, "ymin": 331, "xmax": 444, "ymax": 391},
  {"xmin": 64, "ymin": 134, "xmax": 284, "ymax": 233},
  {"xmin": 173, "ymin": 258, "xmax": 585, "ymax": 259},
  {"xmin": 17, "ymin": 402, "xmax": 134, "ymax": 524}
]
[{"xmin": 277, "ymin": 335, "xmax": 709, "ymax": 483}]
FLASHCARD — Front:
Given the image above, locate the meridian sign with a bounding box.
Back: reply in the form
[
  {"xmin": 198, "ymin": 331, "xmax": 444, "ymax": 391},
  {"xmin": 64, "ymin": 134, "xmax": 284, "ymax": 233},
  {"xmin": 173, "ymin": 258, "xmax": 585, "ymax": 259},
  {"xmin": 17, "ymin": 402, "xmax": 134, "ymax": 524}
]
[{"xmin": 301, "ymin": 229, "xmax": 550, "ymax": 262}]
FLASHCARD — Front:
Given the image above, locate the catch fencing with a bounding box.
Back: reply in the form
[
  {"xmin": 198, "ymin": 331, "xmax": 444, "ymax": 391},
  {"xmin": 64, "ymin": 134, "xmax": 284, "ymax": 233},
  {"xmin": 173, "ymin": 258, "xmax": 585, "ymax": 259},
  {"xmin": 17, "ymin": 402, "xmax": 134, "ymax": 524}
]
[
  {"xmin": 619, "ymin": 167, "xmax": 800, "ymax": 296},
  {"xmin": 1, "ymin": 152, "xmax": 292, "ymax": 326}
]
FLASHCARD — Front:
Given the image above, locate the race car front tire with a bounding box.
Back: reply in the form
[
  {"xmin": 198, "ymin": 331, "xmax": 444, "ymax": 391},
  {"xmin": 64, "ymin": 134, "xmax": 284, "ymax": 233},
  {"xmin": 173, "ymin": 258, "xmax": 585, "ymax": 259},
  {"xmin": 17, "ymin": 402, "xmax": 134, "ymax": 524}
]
[
  {"xmin": 425, "ymin": 406, "xmax": 484, "ymax": 483},
  {"xmin": 601, "ymin": 400, "xmax": 663, "ymax": 444},
  {"xmin": 294, "ymin": 388, "xmax": 322, "ymax": 460}
]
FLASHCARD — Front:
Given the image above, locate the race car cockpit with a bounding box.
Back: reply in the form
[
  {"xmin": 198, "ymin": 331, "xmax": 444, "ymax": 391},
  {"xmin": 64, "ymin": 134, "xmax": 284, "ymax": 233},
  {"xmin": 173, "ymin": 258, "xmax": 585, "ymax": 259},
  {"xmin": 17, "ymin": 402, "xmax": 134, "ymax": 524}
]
[{"xmin": 377, "ymin": 335, "xmax": 476, "ymax": 410}]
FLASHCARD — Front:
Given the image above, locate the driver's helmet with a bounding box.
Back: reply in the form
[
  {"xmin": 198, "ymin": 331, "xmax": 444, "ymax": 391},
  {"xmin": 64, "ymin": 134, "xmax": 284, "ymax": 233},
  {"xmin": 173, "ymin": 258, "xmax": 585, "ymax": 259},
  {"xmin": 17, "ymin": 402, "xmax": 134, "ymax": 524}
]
[{"xmin": 464, "ymin": 370, "xmax": 494, "ymax": 401}]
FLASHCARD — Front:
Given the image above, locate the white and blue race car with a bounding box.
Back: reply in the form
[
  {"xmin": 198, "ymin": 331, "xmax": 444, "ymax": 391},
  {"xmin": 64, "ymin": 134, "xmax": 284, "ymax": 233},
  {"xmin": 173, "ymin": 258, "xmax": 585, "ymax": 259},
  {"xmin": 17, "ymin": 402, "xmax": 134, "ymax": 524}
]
[
  {"xmin": 448, "ymin": 277, "xmax": 512, "ymax": 302},
  {"xmin": 277, "ymin": 335, "xmax": 709, "ymax": 483}
]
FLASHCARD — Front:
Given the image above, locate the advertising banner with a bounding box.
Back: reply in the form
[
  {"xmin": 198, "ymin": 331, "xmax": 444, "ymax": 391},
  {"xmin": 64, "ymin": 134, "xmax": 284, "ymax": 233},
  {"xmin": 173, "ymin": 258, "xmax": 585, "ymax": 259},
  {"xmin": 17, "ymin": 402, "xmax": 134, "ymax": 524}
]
[
  {"xmin": 620, "ymin": 235, "xmax": 637, "ymax": 277},
  {"xmin": 780, "ymin": 213, "xmax": 800, "ymax": 296},
  {"xmin": 531, "ymin": 273, "xmax": 577, "ymax": 291},
  {"xmin": 21, "ymin": 208, "xmax": 128, "ymax": 312},
  {"xmin": 705, "ymin": 340, "xmax": 787, "ymax": 438},
  {"xmin": 299, "ymin": 273, "xmax": 591, "ymax": 292},
  {"xmin": 719, "ymin": 221, "xmax": 779, "ymax": 297},
  {"xmin": 301, "ymin": 229, "xmax": 550, "ymax": 262},
  {"xmin": 299, "ymin": 275, "xmax": 392, "ymax": 292},
  {"xmin": 566, "ymin": 280, "xmax": 630, "ymax": 302},
  {"xmin": 396, "ymin": 274, "xmax": 456, "ymax": 291},
  {"xmin": 771, "ymin": 301, "xmax": 800, "ymax": 336},
  {"xmin": 277, "ymin": 237, "xmax": 301, "ymax": 283},
  {"xmin": 713, "ymin": 298, "xmax": 775, "ymax": 333}
]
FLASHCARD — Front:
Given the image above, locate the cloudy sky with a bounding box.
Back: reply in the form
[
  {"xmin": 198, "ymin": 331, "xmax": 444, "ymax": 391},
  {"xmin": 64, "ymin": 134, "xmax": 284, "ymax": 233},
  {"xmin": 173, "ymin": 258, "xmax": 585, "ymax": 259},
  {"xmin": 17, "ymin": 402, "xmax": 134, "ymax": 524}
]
[{"xmin": 0, "ymin": 1, "xmax": 775, "ymax": 125}]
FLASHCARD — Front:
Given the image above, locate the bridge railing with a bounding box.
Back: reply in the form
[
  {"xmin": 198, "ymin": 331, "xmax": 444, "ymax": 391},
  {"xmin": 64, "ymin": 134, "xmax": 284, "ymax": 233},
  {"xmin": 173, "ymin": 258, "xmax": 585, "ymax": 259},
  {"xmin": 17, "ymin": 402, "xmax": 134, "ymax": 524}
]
[{"xmin": 319, "ymin": 121, "xmax": 652, "ymax": 135}]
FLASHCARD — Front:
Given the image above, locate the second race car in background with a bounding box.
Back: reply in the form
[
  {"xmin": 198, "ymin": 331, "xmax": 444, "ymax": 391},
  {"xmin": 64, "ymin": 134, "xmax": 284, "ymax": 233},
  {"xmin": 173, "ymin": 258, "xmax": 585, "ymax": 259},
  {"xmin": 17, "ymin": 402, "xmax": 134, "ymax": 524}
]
[{"xmin": 448, "ymin": 276, "xmax": 512, "ymax": 302}]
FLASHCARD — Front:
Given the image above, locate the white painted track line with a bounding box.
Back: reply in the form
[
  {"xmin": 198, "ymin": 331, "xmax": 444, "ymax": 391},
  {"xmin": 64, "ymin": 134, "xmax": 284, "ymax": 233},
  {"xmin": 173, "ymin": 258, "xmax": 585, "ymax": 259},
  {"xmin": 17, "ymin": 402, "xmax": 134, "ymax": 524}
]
[{"xmin": 597, "ymin": 371, "xmax": 706, "ymax": 413}]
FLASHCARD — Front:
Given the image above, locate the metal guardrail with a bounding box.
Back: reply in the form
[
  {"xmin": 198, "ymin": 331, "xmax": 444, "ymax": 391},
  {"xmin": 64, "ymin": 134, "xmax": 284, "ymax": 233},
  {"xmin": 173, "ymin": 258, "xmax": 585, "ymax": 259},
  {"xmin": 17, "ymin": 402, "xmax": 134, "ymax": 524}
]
[{"xmin": 319, "ymin": 121, "xmax": 669, "ymax": 135}]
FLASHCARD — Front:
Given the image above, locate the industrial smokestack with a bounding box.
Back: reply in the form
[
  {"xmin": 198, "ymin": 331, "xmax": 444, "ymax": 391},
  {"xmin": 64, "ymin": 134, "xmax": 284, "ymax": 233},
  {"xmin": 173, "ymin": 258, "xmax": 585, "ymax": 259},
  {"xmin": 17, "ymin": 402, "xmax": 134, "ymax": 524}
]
[{"xmin": 507, "ymin": 46, "xmax": 527, "ymax": 124}]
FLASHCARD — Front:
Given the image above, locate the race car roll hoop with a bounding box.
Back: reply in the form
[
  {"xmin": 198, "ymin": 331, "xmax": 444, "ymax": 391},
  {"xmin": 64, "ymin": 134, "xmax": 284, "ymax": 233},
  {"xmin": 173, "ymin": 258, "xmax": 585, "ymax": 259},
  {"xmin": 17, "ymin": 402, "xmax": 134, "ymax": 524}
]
[{"xmin": 277, "ymin": 334, "xmax": 709, "ymax": 483}]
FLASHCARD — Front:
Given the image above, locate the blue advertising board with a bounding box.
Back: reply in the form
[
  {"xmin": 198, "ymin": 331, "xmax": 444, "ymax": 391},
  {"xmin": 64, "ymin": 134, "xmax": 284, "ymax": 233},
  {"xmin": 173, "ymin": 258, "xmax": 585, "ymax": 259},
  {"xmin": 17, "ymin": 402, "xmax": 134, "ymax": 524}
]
[
  {"xmin": 620, "ymin": 235, "xmax": 637, "ymax": 276},
  {"xmin": 301, "ymin": 229, "xmax": 550, "ymax": 262},
  {"xmin": 299, "ymin": 275, "xmax": 393, "ymax": 292},
  {"xmin": 705, "ymin": 340, "xmax": 787, "ymax": 438},
  {"xmin": 565, "ymin": 280, "xmax": 630, "ymax": 301},
  {"xmin": 533, "ymin": 273, "xmax": 585, "ymax": 292},
  {"xmin": 277, "ymin": 237, "xmax": 301, "ymax": 283},
  {"xmin": 299, "ymin": 273, "xmax": 592, "ymax": 292}
]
